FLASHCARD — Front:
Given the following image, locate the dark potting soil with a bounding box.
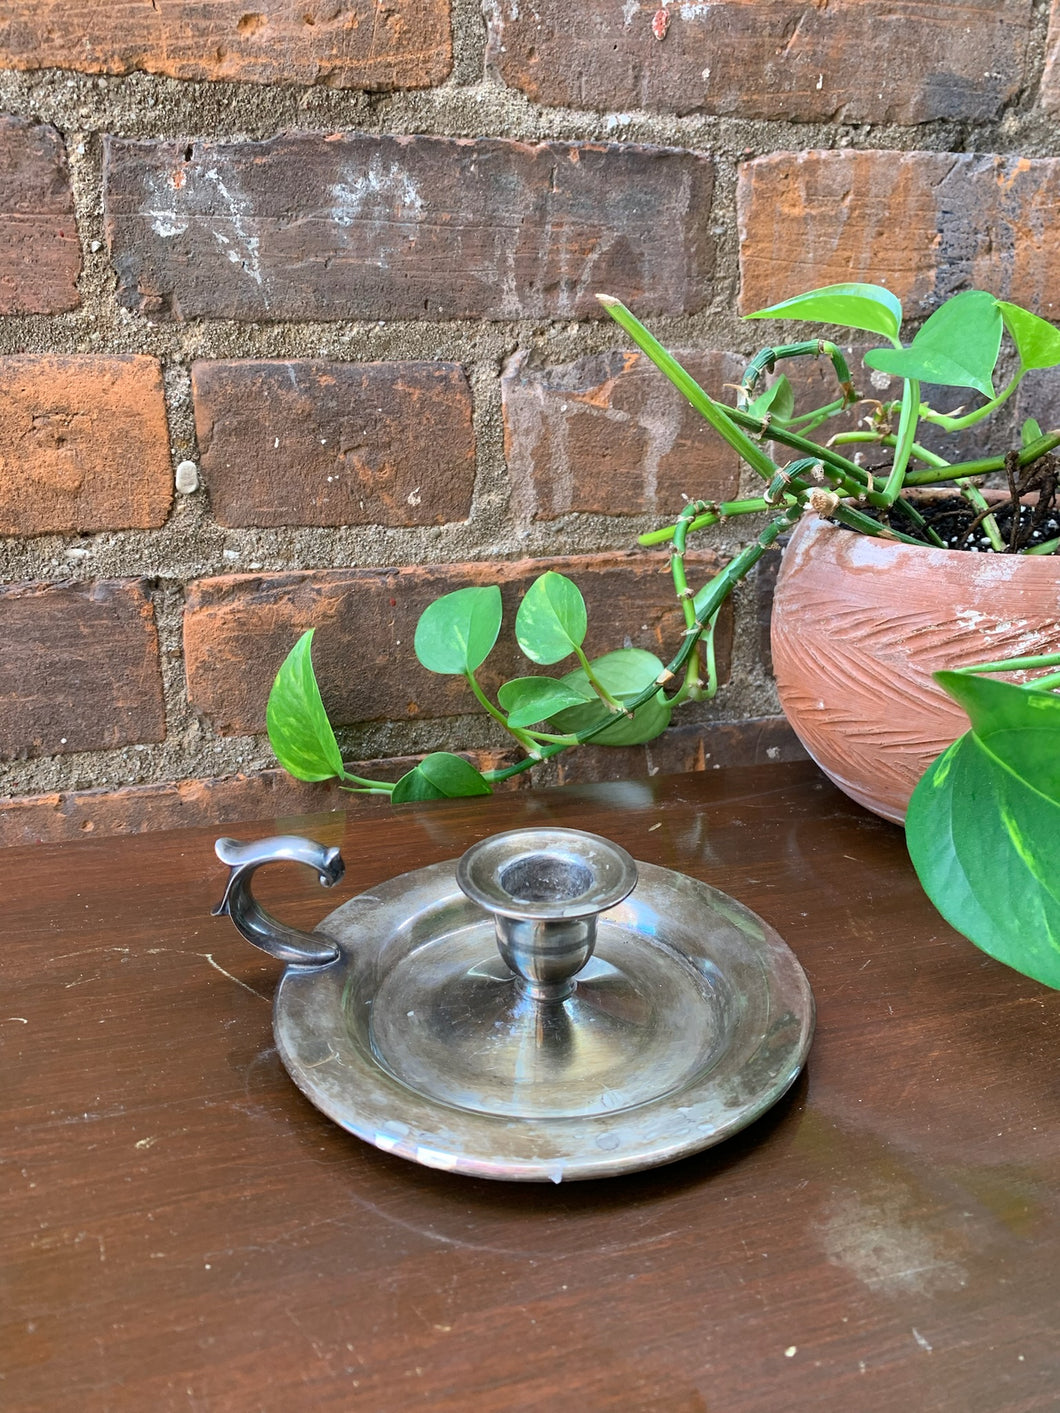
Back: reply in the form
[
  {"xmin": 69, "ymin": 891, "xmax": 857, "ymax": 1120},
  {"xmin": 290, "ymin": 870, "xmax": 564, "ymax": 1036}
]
[{"xmin": 852, "ymin": 451, "xmax": 1060, "ymax": 553}]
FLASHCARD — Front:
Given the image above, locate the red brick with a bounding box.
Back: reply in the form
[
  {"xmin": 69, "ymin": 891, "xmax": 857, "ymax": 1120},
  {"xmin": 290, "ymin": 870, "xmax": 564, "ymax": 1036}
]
[
  {"xmin": 0, "ymin": 751, "xmax": 520, "ymax": 848},
  {"xmin": 0, "ymin": 1, "xmax": 451, "ymax": 88},
  {"xmin": 501, "ymin": 349, "xmax": 742, "ymax": 521},
  {"xmin": 1016, "ymin": 360, "xmax": 1060, "ymax": 441},
  {"xmin": 486, "ymin": 0, "xmax": 1029, "ymax": 123},
  {"xmin": 192, "ymin": 361, "xmax": 475, "ymax": 529},
  {"xmin": 183, "ymin": 552, "xmax": 731, "ymax": 736},
  {"xmin": 0, "ymin": 356, "xmax": 172, "ymax": 536},
  {"xmin": 0, "ymin": 580, "xmax": 165, "ymax": 759},
  {"xmin": 104, "ymin": 134, "xmax": 713, "ymax": 322},
  {"xmin": 0, "ymin": 115, "xmax": 80, "ymax": 315},
  {"xmin": 1042, "ymin": 2, "xmax": 1060, "ymax": 111},
  {"xmin": 547, "ymin": 716, "xmax": 809, "ymax": 787},
  {"xmin": 739, "ymin": 150, "xmax": 1060, "ymax": 320}
]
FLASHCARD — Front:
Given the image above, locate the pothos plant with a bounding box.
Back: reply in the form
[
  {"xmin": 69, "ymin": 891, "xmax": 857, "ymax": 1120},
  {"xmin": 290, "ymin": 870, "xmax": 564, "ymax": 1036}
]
[{"xmin": 267, "ymin": 281, "xmax": 1060, "ymax": 990}]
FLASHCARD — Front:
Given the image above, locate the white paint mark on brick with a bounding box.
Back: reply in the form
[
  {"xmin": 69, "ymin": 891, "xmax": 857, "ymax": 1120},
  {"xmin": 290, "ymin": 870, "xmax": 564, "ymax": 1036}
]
[
  {"xmin": 204, "ymin": 165, "xmax": 266, "ymax": 299},
  {"xmin": 143, "ymin": 168, "xmax": 189, "ymax": 239},
  {"xmin": 330, "ymin": 158, "xmax": 424, "ymax": 230}
]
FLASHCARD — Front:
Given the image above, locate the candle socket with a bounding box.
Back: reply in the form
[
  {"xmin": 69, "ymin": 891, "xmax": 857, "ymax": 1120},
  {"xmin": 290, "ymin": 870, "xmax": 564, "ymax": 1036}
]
[{"xmin": 456, "ymin": 829, "xmax": 639, "ymax": 1004}]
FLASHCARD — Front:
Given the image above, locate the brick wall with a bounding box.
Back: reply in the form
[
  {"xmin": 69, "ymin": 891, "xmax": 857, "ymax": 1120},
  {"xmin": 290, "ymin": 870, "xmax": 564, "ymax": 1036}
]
[{"xmin": 1, "ymin": 1, "xmax": 1058, "ymax": 844}]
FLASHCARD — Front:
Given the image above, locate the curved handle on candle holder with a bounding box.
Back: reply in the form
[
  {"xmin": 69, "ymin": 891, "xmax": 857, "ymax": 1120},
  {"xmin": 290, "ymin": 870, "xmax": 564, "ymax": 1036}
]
[{"xmin": 212, "ymin": 835, "xmax": 344, "ymax": 966}]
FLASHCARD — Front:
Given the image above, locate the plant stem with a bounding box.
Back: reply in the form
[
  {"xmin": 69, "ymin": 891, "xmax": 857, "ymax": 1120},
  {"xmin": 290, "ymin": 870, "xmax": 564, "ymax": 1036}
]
[
  {"xmin": 722, "ymin": 405, "xmax": 883, "ymax": 501},
  {"xmin": 667, "ymin": 501, "xmax": 707, "ymax": 702},
  {"xmin": 918, "ymin": 373, "xmax": 1021, "ymax": 431},
  {"xmin": 834, "ymin": 431, "xmax": 1004, "ymax": 549},
  {"xmin": 573, "ymin": 643, "xmax": 626, "ymax": 712},
  {"xmin": 598, "ymin": 296, "xmax": 781, "ymax": 481},
  {"xmin": 639, "ymin": 496, "xmax": 777, "ymax": 547},
  {"xmin": 588, "ymin": 327, "xmax": 874, "ymax": 501},
  {"xmin": 340, "ymin": 769, "xmax": 398, "ymax": 791},
  {"xmin": 888, "ymin": 495, "xmax": 947, "ymax": 548},
  {"xmin": 830, "ymin": 430, "xmax": 946, "ymax": 469},
  {"xmin": 952, "ymin": 482, "xmax": 1006, "ymax": 552},
  {"xmin": 783, "ymin": 398, "xmax": 850, "ymax": 434},
  {"xmin": 519, "ymin": 728, "xmax": 582, "ymax": 745},
  {"xmin": 739, "ymin": 341, "xmax": 855, "ymax": 408},
  {"xmin": 487, "ymin": 507, "xmax": 802, "ymax": 785},
  {"xmin": 904, "ymin": 431, "xmax": 1060, "ymax": 484},
  {"xmin": 464, "ymin": 669, "xmax": 542, "ymax": 754},
  {"xmin": 829, "ymin": 503, "xmax": 929, "ymax": 547},
  {"xmin": 956, "ymin": 651, "xmax": 1060, "ymax": 675},
  {"xmin": 702, "ymin": 612, "xmax": 720, "ymax": 701},
  {"xmin": 690, "ymin": 506, "xmax": 802, "ymax": 621},
  {"xmin": 880, "ymin": 377, "xmax": 920, "ymax": 503}
]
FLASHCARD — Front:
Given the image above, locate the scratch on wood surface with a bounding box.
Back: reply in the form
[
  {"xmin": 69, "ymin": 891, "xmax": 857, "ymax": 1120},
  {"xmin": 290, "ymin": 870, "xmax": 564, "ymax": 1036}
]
[
  {"xmin": 53, "ymin": 946, "xmax": 131, "ymax": 961},
  {"xmin": 200, "ymin": 952, "xmax": 270, "ymax": 1001},
  {"xmin": 139, "ymin": 941, "xmax": 270, "ymax": 1000}
]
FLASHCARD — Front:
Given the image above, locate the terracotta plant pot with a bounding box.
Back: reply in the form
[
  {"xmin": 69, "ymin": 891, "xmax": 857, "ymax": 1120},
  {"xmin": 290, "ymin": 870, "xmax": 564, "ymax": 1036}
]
[{"xmin": 770, "ymin": 511, "xmax": 1060, "ymax": 824}]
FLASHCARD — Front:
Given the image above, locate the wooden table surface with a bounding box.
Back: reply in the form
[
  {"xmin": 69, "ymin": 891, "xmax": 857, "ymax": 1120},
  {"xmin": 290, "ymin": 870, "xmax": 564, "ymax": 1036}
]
[{"xmin": 2, "ymin": 761, "xmax": 1058, "ymax": 1413}]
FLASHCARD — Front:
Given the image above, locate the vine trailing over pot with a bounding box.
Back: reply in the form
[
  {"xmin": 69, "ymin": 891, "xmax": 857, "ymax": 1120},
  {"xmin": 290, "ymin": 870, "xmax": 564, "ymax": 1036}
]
[{"xmin": 266, "ymin": 282, "xmax": 1060, "ymax": 989}]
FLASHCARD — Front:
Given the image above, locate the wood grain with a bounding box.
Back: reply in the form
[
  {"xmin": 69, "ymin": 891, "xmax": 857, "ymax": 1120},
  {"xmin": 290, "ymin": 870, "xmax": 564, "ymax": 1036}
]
[{"xmin": 2, "ymin": 763, "xmax": 1058, "ymax": 1411}]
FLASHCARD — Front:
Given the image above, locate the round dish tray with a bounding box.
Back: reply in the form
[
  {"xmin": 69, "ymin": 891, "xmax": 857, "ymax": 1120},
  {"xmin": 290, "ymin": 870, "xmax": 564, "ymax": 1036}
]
[{"xmin": 214, "ymin": 832, "xmax": 814, "ymax": 1182}]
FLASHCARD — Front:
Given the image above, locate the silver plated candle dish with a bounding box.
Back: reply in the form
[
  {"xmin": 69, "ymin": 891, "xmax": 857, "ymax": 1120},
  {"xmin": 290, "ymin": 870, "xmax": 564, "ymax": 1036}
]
[{"xmin": 213, "ymin": 827, "xmax": 814, "ymax": 1182}]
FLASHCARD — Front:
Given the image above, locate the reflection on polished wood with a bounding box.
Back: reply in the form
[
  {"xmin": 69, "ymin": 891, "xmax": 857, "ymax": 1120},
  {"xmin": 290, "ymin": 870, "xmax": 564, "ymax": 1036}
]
[{"xmin": 2, "ymin": 762, "xmax": 1058, "ymax": 1412}]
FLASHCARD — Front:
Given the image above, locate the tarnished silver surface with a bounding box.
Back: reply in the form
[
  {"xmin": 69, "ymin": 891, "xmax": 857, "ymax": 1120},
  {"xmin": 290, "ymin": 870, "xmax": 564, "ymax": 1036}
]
[
  {"xmin": 213, "ymin": 835, "xmax": 344, "ymax": 965},
  {"xmin": 213, "ymin": 829, "xmax": 815, "ymax": 1182},
  {"xmin": 456, "ymin": 827, "xmax": 638, "ymax": 1003}
]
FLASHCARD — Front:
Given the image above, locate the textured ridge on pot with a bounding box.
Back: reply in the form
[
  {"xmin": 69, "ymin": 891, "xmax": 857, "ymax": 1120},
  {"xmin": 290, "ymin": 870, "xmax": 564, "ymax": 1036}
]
[{"xmin": 770, "ymin": 511, "xmax": 1060, "ymax": 824}]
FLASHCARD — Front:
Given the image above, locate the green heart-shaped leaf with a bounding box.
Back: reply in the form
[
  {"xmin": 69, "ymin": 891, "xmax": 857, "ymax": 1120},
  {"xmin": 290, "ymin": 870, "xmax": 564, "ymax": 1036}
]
[
  {"xmin": 746, "ymin": 282, "xmax": 903, "ymax": 341},
  {"xmin": 934, "ymin": 670, "xmax": 1060, "ymax": 798},
  {"xmin": 414, "ymin": 585, "xmax": 502, "ymax": 676},
  {"xmin": 1022, "ymin": 417, "xmax": 1044, "ymax": 447},
  {"xmin": 864, "ymin": 290, "xmax": 1002, "ymax": 396},
  {"xmin": 550, "ymin": 648, "xmax": 671, "ymax": 746},
  {"xmin": 998, "ymin": 300, "xmax": 1060, "ymax": 372},
  {"xmin": 906, "ymin": 672, "xmax": 1060, "ymax": 989},
  {"xmin": 266, "ymin": 630, "xmax": 345, "ymax": 782},
  {"xmin": 515, "ymin": 572, "xmax": 588, "ymax": 666},
  {"xmin": 497, "ymin": 675, "xmax": 596, "ymax": 728},
  {"xmin": 747, "ymin": 374, "xmax": 795, "ymax": 422},
  {"xmin": 391, "ymin": 752, "xmax": 493, "ymax": 803}
]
